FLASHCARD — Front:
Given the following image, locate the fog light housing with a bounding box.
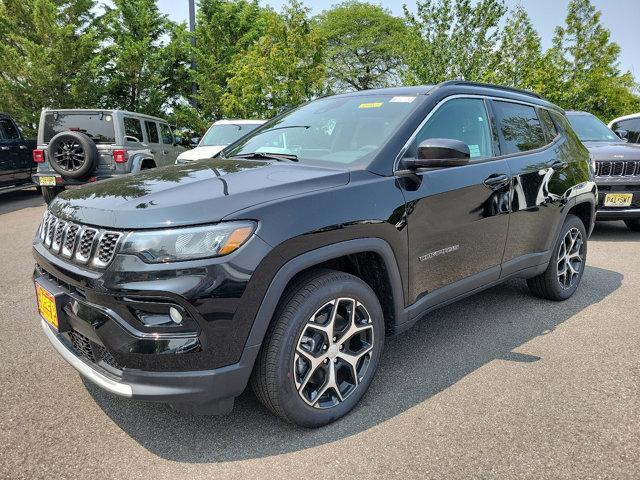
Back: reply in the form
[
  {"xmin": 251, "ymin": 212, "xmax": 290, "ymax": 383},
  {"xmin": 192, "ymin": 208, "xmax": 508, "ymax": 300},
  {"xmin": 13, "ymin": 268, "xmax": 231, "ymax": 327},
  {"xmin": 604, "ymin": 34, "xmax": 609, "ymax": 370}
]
[{"xmin": 169, "ymin": 307, "xmax": 183, "ymax": 324}]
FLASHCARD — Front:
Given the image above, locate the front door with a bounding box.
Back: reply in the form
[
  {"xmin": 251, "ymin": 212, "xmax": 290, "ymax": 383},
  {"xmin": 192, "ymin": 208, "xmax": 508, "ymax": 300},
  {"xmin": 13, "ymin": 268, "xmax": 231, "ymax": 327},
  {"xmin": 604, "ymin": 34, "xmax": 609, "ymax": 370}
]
[{"xmin": 399, "ymin": 97, "xmax": 511, "ymax": 305}]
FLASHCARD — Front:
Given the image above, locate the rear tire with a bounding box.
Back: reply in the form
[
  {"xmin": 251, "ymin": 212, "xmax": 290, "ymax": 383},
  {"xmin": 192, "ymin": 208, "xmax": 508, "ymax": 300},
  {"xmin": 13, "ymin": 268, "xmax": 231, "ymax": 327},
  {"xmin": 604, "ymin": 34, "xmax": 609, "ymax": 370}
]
[
  {"xmin": 624, "ymin": 219, "xmax": 640, "ymax": 231},
  {"xmin": 527, "ymin": 214, "xmax": 587, "ymax": 301},
  {"xmin": 41, "ymin": 186, "xmax": 64, "ymax": 205},
  {"xmin": 251, "ymin": 269, "xmax": 385, "ymax": 427}
]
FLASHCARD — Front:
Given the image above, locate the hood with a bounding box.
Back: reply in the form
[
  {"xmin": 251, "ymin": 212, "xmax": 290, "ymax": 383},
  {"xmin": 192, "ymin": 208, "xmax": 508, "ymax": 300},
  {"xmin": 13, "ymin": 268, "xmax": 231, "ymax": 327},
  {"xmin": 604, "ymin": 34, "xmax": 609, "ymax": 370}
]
[
  {"xmin": 582, "ymin": 141, "xmax": 640, "ymax": 161},
  {"xmin": 51, "ymin": 158, "xmax": 349, "ymax": 229},
  {"xmin": 176, "ymin": 146, "xmax": 225, "ymax": 161}
]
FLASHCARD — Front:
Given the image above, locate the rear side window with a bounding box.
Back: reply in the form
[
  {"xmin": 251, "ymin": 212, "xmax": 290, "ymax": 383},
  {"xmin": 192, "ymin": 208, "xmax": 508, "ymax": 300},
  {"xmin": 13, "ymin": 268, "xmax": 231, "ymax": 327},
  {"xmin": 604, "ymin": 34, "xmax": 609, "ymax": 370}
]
[
  {"xmin": 145, "ymin": 121, "xmax": 159, "ymax": 144},
  {"xmin": 611, "ymin": 118, "xmax": 640, "ymax": 144},
  {"xmin": 493, "ymin": 101, "xmax": 546, "ymax": 154},
  {"xmin": 123, "ymin": 117, "xmax": 143, "ymax": 142},
  {"xmin": 43, "ymin": 112, "xmax": 115, "ymax": 144},
  {"xmin": 538, "ymin": 109, "xmax": 558, "ymax": 142},
  {"xmin": 160, "ymin": 123, "xmax": 173, "ymax": 144},
  {"xmin": 0, "ymin": 118, "xmax": 19, "ymax": 139},
  {"xmin": 406, "ymin": 98, "xmax": 493, "ymax": 160}
]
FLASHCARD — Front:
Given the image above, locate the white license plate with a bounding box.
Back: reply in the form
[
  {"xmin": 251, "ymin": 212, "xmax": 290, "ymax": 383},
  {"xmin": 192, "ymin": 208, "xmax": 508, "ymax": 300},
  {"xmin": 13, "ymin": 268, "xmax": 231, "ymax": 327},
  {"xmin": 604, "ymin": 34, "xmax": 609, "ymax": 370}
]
[
  {"xmin": 38, "ymin": 176, "xmax": 57, "ymax": 186},
  {"xmin": 604, "ymin": 193, "xmax": 633, "ymax": 207}
]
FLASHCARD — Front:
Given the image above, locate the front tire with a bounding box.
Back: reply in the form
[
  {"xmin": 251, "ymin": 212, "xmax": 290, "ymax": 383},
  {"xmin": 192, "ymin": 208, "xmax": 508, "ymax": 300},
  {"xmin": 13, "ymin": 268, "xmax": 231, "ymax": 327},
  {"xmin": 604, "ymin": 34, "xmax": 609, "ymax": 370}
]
[
  {"xmin": 527, "ymin": 214, "xmax": 587, "ymax": 301},
  {"xmin": 41, "ymin": 186, "xmax": 64, "ymax": 205},
  {"xmin": 251, "ymin": 269, "xmax": 385, "ymax": 427},
  {"xmin": 624, "ymin": 219, "xmax": 640, "ymax": 232}
]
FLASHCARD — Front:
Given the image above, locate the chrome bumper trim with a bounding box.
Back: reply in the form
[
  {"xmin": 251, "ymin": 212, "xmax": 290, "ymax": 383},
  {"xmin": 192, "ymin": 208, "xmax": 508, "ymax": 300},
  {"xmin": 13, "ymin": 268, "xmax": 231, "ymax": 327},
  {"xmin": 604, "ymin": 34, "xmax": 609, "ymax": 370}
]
[{"xmin": 41, "ymin": 319, "xmax": 133, "ymax": 397}]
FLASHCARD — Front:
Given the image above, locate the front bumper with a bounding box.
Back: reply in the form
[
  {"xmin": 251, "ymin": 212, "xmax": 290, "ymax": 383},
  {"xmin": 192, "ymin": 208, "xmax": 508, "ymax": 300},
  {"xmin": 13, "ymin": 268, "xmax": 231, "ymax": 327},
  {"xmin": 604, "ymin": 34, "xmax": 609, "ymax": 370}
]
[{"xmin": 40, "ymin": 314, "xmax": 259, "ymax": 413}]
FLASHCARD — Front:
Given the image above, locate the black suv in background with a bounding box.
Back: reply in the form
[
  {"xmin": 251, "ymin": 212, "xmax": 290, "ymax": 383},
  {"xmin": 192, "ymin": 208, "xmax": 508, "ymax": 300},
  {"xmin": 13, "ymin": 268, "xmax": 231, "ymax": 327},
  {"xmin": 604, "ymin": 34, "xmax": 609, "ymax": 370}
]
[
  {"xmin": 33, "ymin": 82, "xmax": 595, "ymax": 427},
  {"xmin": 566, "ymin": 111, "xmax": 640, "ymax": 231},
  {"xmin": 0, "ymin": 113, "xmax": 37, "ymax": 194}
]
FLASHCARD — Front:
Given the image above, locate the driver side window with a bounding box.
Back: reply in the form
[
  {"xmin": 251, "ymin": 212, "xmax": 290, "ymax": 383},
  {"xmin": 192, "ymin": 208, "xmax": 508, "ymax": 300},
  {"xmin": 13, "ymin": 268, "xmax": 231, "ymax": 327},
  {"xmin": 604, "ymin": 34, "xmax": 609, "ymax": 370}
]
[{"xmin": 405, "ymin": 98, "xmax": 493, "ymax": 161}]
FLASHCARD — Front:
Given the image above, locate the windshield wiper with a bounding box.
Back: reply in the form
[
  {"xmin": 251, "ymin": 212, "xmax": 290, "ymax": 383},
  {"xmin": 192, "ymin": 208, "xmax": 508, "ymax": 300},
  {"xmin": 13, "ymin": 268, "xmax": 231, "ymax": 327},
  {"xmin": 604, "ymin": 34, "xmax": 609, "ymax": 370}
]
[{"xmin": 233, "ymin": 152, "xmax": 299, "ymax": 162}]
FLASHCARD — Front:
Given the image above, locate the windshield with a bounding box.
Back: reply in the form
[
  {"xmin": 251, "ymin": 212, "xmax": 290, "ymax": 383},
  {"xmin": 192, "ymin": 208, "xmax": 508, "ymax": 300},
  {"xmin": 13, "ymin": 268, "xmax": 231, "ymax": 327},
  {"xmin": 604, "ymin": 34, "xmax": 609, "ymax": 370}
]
[
  {"xmin": 201, "ymin": 123, "xmax": 262, "ymax": 146},
  {"xmin": 43, "ymin": 112, "xmax": 115, "ymax": 144},
  {"xmin": 224, "ymin": 94, "xmax": 424, "ymax": 167},
  {"xmin": 566, "ymin": 113, "xmax": 621, "ymax": 142}
]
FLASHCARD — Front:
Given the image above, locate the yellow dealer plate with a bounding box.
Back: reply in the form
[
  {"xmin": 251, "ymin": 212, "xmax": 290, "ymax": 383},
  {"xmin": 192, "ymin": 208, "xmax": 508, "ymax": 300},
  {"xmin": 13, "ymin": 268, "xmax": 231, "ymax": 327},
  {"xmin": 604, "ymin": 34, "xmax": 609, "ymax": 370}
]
[
  {"xmin": 604, "ymin": 193, "xmax": 633, "ymax": 207},
  {"xmin": 39, "ymin": 176, "xmax": 56, "ymax": 186},
  {"xmin": 36, "ymin": 283, "xmax": 58, "ymax": 330}
]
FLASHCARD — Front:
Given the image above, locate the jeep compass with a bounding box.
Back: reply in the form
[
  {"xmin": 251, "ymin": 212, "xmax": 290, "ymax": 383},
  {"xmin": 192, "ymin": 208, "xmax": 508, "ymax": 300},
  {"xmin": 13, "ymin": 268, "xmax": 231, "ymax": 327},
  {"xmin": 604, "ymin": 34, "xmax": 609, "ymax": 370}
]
[{"xmin": 34, "ymin": 81, "xmax": 596, "ymax": 427}]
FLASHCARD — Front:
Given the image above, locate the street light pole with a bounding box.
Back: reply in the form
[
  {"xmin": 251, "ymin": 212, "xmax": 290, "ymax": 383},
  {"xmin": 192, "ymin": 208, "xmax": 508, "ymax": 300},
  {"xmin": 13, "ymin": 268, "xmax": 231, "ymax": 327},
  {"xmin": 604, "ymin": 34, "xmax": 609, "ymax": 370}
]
[{"xmin": 189, "ymin": 0, "xmax": 197, "ymax": 103}]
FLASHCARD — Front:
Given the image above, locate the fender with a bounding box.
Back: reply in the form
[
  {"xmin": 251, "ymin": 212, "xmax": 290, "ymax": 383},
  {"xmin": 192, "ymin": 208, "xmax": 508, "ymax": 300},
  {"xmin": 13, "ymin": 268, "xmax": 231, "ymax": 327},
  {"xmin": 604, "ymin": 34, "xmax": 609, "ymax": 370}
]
[
  {"xmin": 243, "ymin": 238, "xmax": 407, "ymax": 351},
  {"xmin": 129, "ymin": 152, "xmax": 156, "ymax": 173}
]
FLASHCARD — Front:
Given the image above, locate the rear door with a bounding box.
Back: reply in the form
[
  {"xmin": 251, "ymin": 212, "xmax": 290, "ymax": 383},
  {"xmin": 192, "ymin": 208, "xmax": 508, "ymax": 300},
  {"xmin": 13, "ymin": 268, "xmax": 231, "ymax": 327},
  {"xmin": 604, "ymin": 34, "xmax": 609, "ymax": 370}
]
[
  {"xmin": 400, "ymin": 96, "xmax": 511, "ymax": 305},
  {"xmin": 0, "ymin": 117, "xmax": 31, "ymax": 182},
  {"xmin": 491, "ymin": 100, "xmax": 570, "ymax": 274}
]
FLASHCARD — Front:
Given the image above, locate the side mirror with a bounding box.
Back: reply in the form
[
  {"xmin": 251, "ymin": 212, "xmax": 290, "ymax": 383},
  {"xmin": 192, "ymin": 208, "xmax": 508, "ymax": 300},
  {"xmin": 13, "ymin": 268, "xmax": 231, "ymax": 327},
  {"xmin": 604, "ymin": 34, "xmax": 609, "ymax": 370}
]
[
  {"xmin": 614, "ymin": 129, "xmax": 629, "ymax": 141},
  {"xmin": 190, "ymin": 137, "xmax": 200, "ymax": 148},
  {"xmin": 404, "ymin": 139, "xmax": 470, "ymax": 169}
]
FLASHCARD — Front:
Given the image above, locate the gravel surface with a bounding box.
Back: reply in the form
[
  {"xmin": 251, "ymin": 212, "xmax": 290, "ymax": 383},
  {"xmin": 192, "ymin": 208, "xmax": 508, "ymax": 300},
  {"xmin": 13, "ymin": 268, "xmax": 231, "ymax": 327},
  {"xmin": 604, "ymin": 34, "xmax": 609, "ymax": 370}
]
[{"xmin": 0, "ymin": 188, "xmax": 638, "ymax": 479}]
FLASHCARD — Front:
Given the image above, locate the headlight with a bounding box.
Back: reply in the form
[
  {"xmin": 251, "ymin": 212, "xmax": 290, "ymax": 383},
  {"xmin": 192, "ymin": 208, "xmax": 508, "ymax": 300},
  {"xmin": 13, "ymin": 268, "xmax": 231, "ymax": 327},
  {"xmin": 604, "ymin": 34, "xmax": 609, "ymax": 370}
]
[{"xmin": 120, "ymin": 221, "xmax": 256, "ymax": 263}]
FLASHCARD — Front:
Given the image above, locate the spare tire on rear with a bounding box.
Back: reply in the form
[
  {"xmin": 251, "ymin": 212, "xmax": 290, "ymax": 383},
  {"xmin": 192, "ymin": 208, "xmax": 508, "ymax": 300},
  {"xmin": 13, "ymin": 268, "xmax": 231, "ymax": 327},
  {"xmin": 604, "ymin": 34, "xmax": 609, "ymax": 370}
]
[{"xmin": 47, "ymin": 131, "xmax": 99, "ymax": 179}]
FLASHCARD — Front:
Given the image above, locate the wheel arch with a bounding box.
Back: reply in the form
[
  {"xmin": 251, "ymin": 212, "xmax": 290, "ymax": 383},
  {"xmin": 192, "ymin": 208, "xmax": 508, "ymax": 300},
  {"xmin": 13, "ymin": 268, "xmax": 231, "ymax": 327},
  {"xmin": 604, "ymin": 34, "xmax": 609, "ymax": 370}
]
[
  {"xmin": 244, "ymin": 238, "xmax": 407, "ymax": 351},
  {"xmin": 130, "ymin": 154, "xmax": 156, "ymax": 173}
]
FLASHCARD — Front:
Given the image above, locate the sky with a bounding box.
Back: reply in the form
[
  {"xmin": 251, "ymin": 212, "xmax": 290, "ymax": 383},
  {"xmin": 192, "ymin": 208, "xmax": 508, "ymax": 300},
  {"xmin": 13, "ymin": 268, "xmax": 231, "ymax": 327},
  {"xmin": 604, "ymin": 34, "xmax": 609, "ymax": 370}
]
[{"xmin": 158, "ymin": 0, "xmax": 640, "ymax": 79}]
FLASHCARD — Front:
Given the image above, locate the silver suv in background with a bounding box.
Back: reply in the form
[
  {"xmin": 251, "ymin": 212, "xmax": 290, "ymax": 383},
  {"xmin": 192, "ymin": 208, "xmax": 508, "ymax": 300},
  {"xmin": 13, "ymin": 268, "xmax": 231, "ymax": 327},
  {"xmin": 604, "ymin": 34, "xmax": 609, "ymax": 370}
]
[
  {"xmin": 175, "ymin": 119, "xmax": 265, "ymax": 164},
  {"xmin": 33, "ymin": 109, "xmax": 184, "ymax": 203}
]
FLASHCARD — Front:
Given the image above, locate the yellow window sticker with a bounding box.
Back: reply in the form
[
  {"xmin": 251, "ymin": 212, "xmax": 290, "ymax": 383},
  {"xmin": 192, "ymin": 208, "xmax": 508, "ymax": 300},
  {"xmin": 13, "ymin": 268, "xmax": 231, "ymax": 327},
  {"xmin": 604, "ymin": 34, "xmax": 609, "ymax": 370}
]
[{"xmin": 359, "ymin": 102, "xmax": 383, "ymax": 109}]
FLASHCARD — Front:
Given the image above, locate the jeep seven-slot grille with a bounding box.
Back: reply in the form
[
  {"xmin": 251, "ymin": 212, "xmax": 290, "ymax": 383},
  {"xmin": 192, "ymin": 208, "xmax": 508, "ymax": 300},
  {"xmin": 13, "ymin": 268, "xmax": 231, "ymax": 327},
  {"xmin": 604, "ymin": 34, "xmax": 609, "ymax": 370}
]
[
  {"xmin": 39, "ymin": 211, "xmax": 123, "ymax": 269},
  {"xmin": 595, "ymin": 160, "xmax": 640, "ymax": 177}
]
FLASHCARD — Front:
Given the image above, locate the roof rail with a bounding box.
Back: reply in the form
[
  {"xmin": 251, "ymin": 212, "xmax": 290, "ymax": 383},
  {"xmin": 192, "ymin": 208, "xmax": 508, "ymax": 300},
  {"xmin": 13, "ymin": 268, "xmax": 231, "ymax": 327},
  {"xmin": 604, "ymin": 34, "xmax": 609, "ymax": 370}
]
[{"xmin": 435, "ymin": 80, "xmax": 543, "ymax": 99}]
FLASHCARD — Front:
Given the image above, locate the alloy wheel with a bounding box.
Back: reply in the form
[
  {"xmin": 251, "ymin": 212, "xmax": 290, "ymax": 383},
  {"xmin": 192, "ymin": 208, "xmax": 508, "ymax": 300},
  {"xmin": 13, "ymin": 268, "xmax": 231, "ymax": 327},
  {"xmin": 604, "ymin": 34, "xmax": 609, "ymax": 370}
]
[
  {"xmin": 293, "ymin": 297, "xmax": 374, "ymax": 409},
  {"xmin": 54, "ymin": 140, "xmax": 85, "ymax": 172},
  {"xmin": 557, "ymin": 227, "xmax": 584, "ymax": 289}
]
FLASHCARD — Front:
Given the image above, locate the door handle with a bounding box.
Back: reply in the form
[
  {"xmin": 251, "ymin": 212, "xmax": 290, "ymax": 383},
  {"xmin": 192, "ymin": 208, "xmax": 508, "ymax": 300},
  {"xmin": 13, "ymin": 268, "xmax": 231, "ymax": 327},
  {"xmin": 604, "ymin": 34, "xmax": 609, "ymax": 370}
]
[
  {"xmin": 19, "ymin": 145, "xmax": 27, "ymax": 150},
  {"xmin": 551, "ymin": 160, "xmax": 568, "ymax": 170},
  {"xmin": 0, "ymin": 146, "xmax": 10, "ymax": 151},
  {"xmin": 162, "ymin": 150, "xmax": 168, "ymax": 154},
  {"xmin": 483, "ymin": 173, "xmax": 510, "ymax": 190}
]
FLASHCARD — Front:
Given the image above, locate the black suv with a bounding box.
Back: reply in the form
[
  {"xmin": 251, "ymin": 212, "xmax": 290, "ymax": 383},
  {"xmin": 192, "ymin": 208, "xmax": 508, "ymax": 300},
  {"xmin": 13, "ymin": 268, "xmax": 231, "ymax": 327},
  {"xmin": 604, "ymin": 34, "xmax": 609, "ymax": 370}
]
[
  {"xmin": 566, "ymin": 111, "xmax": 640, "ymax": 231},
  {"xmin": 0, "ymin": 113, "xmax": 37, "ymax": 194},
  {"xmin": 34, "ymin": 82, "xmax": 596, "ymax": 427}
]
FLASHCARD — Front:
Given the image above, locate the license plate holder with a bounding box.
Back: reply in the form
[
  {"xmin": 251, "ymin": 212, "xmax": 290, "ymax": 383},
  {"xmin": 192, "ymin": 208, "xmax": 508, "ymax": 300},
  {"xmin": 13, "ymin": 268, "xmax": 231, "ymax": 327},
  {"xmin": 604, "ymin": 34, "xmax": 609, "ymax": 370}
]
[
  {"xmin": 35, "ymin": 279, "xmax": 69, "ymax": 332},
  {"xmin": 604, "ymin": 193, "xmax": 633, "ymax": 207},
  {"xmin": 38, "ymin": 176, "xmax": 57, "ymax": 186}
]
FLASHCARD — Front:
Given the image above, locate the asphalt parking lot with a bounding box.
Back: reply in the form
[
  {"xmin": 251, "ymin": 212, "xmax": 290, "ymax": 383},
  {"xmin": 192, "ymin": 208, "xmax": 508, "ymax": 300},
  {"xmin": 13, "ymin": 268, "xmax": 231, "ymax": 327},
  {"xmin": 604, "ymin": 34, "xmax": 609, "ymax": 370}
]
[{"xmin": 0, "ymin": 188, "xmax": 638, "ymax": 480}]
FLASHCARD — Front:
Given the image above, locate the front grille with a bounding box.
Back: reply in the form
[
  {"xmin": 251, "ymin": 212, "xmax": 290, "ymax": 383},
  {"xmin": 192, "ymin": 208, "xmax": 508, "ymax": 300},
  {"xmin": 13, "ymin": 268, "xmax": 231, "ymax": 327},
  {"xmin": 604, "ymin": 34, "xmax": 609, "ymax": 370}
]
[
  {"xmin": 68, "ymin": 329, "xmax": 123, "ymax": 371},
  {"xmin": 38, "ymin": 213, "xmax": 124, "ymax": 269},
  {"xmin": 595, "ymin": 160, "xmax": 640, "ymax": 177}
]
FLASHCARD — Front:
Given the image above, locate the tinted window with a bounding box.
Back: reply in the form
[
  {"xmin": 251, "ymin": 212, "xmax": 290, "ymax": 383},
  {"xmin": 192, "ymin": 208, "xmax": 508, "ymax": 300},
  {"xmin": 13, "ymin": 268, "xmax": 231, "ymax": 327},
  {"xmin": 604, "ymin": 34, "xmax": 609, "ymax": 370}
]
[
  {"xmin": 202, "ymin": 123, "xmax": 262, "ymax": 146},
  {"xmin": 0, "ymin": 118, "xmax": 19, "ymax": 139},
  {"xmin": 405, "ymin": 98, "xmax": 493, "ymax": 160},
  {"xmin": 44, "ymin": 112, "xmax": 115, "ymax": 144},
  {"xmin": 145, "ymin": 121, "xmax": 159, "ymax": 143},
  {"xmin": 611, "ymin": 118, "xmax": 640, "ymax": 144},
  {"xmin": 493, "ymin": 101, "xmax": 546, "ymax": 154},
  {"xmin": 566, "ymin": 113, "xmax": 619, "ymax": 142},
  {"xmin": 123, "ymin": 117, "xmax": 143, "ymax": 142},
  {"xmin": 538, "ymin": 109, "xmax": 558, "ymax": 142},
  {"xmin": 225, "ymin": 94, "xmax": 423, "ymax": 167},
  {"xmin": 160, "ymin": 123, "xmax": 173, "ymax": 144}
]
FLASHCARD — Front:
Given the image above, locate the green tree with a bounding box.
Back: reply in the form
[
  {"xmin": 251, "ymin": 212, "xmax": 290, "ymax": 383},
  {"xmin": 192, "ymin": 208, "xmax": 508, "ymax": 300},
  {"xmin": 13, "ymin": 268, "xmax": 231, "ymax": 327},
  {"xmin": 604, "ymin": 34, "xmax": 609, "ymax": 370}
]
[
  {"xmin": 488, "ymin": 5, "xmax": 542, "ymax": 90},
  {"xmin": 402, "ymin": 0, "xmax": 506, "ymax": 85},
  {"xmin": 0, "ymin": 0, "xmax": 101, "ymax": 135},
  {"xmin": 221, "ymin": 0, "xmax": 325, "ymax": 119},
  {"xmin": 97, "ymin": 0, "xmax": 191, "ymax": 117},
  {"xmin": 191, "ymin": 0, "xmax": 267, "ymax": 123},
  {"xmin": 316, "ymin": 1, "xmax": 408, "ymax": 92},
  {"xmin": 538, "ymin": 0, "xmax": 640, "ymax": 120}
]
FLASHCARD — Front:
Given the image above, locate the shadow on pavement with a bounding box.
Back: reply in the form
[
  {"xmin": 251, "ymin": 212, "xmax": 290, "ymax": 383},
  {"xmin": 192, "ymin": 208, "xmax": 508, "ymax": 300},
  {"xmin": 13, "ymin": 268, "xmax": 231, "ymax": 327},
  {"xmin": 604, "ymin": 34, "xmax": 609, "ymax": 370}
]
[
  {"xmin": 0, "ymin": 188, "xmax": 44, "ymax": 215},
  {"xmin": 87, "ymin": 265, "xmax": 622, "ymax": 463},
  {"xmin": 591, "ymin": 221, "xmax": 640, "ymax": 242}
]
